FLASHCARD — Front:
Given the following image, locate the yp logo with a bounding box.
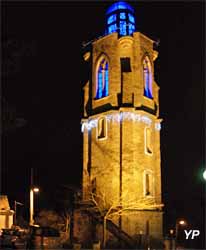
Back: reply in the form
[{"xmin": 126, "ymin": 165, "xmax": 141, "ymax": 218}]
[{"xmin": 184, "ymin": 230, "xmax": 200, "ymax": 239}]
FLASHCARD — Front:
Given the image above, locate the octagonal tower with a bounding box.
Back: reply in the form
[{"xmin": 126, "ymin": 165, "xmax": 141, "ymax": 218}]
[{"xmin": 81, "ymin": 1, "xmax": 163, "ymax": 247}]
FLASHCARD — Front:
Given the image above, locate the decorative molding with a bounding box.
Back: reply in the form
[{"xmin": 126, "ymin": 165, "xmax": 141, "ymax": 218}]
[{"xmin": 118, "ymin": 36, "xmax": 134, "ymax": 49}]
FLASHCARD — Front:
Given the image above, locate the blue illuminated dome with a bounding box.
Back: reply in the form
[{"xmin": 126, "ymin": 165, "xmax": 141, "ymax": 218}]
[{"xmin": 105, "ymin": 1, "xmax": 136, "ymax": 36}]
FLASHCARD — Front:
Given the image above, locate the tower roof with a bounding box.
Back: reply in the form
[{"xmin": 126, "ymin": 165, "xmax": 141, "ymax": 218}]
[
  {"xmin": 105, "ymin": 1, "xmax": 136, "ymax": 37},
  {"xmin": 106, "ymin": 1, "xmax": 134, "ymax": 15}
]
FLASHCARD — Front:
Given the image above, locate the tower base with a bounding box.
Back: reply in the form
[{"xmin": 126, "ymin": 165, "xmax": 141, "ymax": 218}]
[{"xmin": 73, "ymin": 206, "xmax": 164, "ymax": 249}]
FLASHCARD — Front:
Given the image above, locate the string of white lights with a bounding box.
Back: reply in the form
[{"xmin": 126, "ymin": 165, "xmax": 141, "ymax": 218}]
[{"xmin": 81, "ymin": 112, "xmax": 161, "ymax": 132}]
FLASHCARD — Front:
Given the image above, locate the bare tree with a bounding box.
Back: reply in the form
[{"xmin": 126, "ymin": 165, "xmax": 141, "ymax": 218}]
[{"xmin": 85, "ymin": 190, "xmax": 163, "ymax": 248}]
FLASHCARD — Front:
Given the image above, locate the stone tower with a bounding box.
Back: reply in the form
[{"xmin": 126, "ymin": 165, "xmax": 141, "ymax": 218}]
[{"xmin": 81, "ymin": 1, "xmax": 163, "ymax": 246}]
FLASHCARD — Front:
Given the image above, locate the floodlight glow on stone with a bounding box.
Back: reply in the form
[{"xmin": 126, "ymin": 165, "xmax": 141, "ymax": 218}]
[{"xmin": 81, "ymin": 112, "xmax": 161, "ymax": 132}]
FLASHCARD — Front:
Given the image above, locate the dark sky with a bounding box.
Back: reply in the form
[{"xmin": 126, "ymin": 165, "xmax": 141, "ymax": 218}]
[{"xmin": 2, "ymin": 0, "xmax": 205, "ymax": 245}]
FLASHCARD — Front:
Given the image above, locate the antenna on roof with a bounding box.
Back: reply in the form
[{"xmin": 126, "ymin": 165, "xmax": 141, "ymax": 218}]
[
  {"xmin": 154, "ymin": 38, "xmax": 160, "ymax": 47},
  {"xmin": 82, "ymin": 34, "xmax": 105, "ymax": 49}
]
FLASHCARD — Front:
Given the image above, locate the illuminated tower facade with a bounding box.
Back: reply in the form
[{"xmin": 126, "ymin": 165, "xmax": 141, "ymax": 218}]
[{"xmin": 81, "ymin": 1, "xmax": 163, "ymax": 245}]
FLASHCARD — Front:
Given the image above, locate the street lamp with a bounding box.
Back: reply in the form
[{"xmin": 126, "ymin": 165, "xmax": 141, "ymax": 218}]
[
  {"xmin": 14, "ymin": 201, "xmax": 23, "ymax": 225},
  {"xmin": 29, "ymin": 168, "xmax": 40, "ymax": 225},
  {"xmin": 30, "ymin": 187, "xmax": 39, "ymax": 225},
  {"xmin": 203, "ymin": 169, "xmax": 206, "ymax": 181},
  {"xmin": 179, "ymin": 220, "xmax": 185, "ymax": 225},
  {"xmin": 175, "ymin": 219, "xmax": 186, "ymax": 245},
  {"xmin": 33, "ymin": 187, "xmax": 39, "ymax": 192}
]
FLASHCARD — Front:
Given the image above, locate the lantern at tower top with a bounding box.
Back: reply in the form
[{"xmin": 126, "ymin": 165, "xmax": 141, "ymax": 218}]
[{"xmin": 105, "ymin": 1, "xmax": 136, "ymax": 36}]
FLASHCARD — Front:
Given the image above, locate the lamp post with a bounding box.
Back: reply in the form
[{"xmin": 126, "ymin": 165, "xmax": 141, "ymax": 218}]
[
  {"xmin": 14, "ymin": 200, "xmax": 23, "ymax": 225},
  {"xmin": 30, "ymin": 187, "xmax": 39, "ymax": 225},
  {"xmin": 175, "ymin": 219, "xmax": 186, "ymax": 246},
  {"xmin": 29, "ymin": 168, "xmax": 39, "ymax": 225},
  {"xmin": 168, "ymin": 229, "xmax": 176, "ymax": 250}
]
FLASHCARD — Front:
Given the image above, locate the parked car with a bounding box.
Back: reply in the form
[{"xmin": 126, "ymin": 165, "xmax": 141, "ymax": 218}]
[
  {"xmin": 0, "ymin": 228, "xmax": 26, "ymax": 249},
  {"xmin": 0, "ymin": 229, "xmax": 17, "ymax": 248},
  {"xmin": 26, "ymin": 225, "xmax": 62, "ymax": 249}
]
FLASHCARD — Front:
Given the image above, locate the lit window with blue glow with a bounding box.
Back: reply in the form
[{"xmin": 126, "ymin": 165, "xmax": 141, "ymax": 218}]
[
  {"xmin": 96, "ymin": 58, "xmax": 109, "ymax": 99},
  {"xmin": 119, "ymin": 21, "xmax": 127, "ymax": 36},
  {"xmin": 107, "ymin": 14, "xmax": 116, "ymax": 24},
  {"xmin": 120, "ymin": 12, "xmax": 126, "ymax": 19},
  {"xmin": 104, "ymin": 63, "xmax": 109, "ymax": 97},
  {"xmin": 98, "ymin": 68, "xmax": 103, "ymax": 98},
  {"xmin": 128, "ymin": 23, "xmax": 135, "ymax": 35},
  {"xmin": 108, "ymin": 23, "xmax": 117, "ymax": 34},
  {"xmin": 143, "ymin": 56, "xmax": 153, "ymax": 99},
  {"xmin": 128, "ymin": 13, "xmax": 135, "ymax": 23}
]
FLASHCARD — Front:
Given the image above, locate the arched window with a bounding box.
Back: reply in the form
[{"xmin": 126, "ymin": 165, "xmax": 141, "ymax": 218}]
[
  {"xmin": 143, "ymin": 56, "xmax": 153, "ymax": 99},
  {"xmin": 96, "ymin": 58, "xmax": 109, "ymax": 99}
]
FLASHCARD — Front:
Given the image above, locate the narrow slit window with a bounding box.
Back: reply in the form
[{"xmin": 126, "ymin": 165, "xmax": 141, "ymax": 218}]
[
  {"xmin": 144, "ymin": 171, "xmax": 153, "ymax": 197},
  {"xmin": 145, "ymin": 127, "xmax": 152, "ymax": 154},
  {"xmin": 145, "ymin": 173, "xmax": 150, "ymax": 196},
  {"xmin": 97, "ymin": 117, "xmax": 107, "ymax": 139}
]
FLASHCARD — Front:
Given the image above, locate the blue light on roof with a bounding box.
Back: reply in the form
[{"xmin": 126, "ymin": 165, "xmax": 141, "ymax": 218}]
[
  {"xmin": 105, "ymin": 1, "xmax": 136, "ymax": 36},
  {"xmin": 106, "ymin": 1, "xmax": 134, "ymax": 15},
  {"xmin": 107, "ymin": 14, "xmax": 116, "ymax": 25},
  {"xmin": 108, "ymin": 23, "xmax": 117, "ymax": 34},
  {"xmin": 120, "ymin": 12, "xmax": 126, "ymax": 20},
  {"xmin": 119, "ymin": 21, "xmax": 127, "ymax": 36},
  {"xmin": 128, "ymin": 23, "xmax": 135, "ymax": 35},
  {"xmin": 128, "ymin": 13, "xmax": 135, "ymax": 23}
]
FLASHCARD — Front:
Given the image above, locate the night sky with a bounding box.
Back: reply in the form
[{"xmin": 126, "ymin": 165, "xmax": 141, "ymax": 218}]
[{"xmin": 2, "ymin": 1, "xmax": 205, "ymax": 247}]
